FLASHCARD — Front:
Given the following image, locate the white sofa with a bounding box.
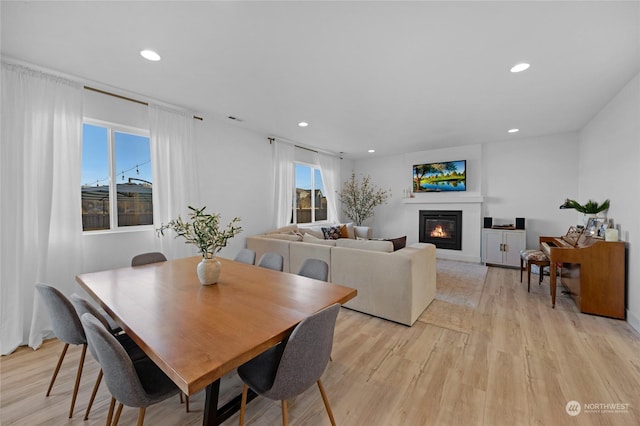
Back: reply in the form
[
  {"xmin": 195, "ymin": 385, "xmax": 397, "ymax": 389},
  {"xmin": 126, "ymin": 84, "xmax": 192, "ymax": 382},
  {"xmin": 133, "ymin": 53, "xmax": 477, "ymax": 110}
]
[{"xmin": 245, "ymin": 226, "xmax": 436, "ymax": 326}]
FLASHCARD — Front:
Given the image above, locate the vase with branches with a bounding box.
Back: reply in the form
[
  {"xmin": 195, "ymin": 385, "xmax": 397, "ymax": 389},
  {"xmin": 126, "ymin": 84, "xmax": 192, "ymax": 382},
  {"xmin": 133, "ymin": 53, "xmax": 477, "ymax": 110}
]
[
  {"xmin": 157, "ymin": 206, "xmax": 242, "ymax": 284},
  {"xmin": 336, "ymin": 173, "xmax": 390, "ymax": 226}
]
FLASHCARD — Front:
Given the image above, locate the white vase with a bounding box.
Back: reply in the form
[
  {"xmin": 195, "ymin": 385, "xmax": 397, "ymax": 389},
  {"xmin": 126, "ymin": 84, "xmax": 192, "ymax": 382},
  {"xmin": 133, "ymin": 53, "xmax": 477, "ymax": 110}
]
[{"xmin": 197, "ymin": 257, "xmax": 221, "ymax": 285}]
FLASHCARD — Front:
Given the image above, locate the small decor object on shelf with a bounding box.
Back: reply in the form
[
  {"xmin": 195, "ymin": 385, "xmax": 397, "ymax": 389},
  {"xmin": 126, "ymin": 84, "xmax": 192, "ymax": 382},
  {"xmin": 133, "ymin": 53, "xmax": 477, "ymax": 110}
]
[
  {"xmin": 336, "ymin": 173, "xmax": 390, "ymax": 226},
  {"xmin": 559, "ymin": 198, "xmax": 610, "ymax": 225},
  {"xmin": 157, "ymin": 206, "xmax": 242, "ymax": 285}
]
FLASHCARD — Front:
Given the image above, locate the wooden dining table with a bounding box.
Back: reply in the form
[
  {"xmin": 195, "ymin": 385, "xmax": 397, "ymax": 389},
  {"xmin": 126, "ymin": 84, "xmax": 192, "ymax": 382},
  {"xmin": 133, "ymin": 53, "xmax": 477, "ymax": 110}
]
[{"xmin": 75, "ymin": 256, "xmax": 357, "ymax": 425}]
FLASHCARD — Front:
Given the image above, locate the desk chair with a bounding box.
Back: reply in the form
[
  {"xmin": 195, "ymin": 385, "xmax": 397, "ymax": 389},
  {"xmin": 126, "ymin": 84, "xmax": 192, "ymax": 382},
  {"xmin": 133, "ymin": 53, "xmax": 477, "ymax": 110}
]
[
  {"xmin": 297, "ymin": 258, "xmax": 329, "ymax": 282},
  {"xmin": 35, "ymin": 284, "xmax": 88, "ymax": 418},
  {"xmin": 81, "ymin": 313, "xmax": 179, "ymax": 426},
  {"xmin": 234, "ymin": 248, "xmax": 256, "ymax": 265},
  {"xmin": 131, "ymin": 252, "xmax": 167, "ymax": 267},
  {"xmin": 238, "ymin": 304, "xmax": 340, "ymax": 426},
  {"xmin": 257, "ymin": 252, "xmax": 284, "ymax": 272}
]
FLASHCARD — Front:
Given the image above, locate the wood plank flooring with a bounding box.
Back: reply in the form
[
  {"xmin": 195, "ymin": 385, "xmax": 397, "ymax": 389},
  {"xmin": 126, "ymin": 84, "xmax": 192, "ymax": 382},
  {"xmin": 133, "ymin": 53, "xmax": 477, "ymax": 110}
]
[{"xmin": 2, "ymin": 263, "xmax": 640, "ymax": 425}]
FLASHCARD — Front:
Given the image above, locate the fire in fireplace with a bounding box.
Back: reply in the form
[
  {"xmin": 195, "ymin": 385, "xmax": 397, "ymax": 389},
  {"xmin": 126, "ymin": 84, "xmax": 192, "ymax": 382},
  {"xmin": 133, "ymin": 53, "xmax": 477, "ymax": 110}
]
[{"xmin": 419, "ymin": 210, "xmax": 462, "ymax": 250}]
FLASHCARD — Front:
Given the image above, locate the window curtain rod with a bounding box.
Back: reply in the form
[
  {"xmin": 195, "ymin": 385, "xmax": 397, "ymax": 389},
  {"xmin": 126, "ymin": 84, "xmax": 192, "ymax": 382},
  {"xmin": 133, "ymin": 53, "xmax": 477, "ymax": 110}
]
[
  {"xmin": 267, "ymin": 137, "xmax": 342, "ymax": 159},
  {"xmin": 84, "ymin": 85, "xmax": 203, "ymax": 121}
]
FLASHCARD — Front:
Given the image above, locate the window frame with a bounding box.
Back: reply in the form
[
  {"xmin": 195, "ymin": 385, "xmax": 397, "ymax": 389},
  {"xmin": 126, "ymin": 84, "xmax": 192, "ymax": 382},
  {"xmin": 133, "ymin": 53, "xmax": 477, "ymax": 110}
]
[
  {"xmin": 293, "ymin": 161, "xmax": 329, "ymax": 225},
  {"xmin": 82, "ymin": 118, "xmax": 153, "ymax": 233}
]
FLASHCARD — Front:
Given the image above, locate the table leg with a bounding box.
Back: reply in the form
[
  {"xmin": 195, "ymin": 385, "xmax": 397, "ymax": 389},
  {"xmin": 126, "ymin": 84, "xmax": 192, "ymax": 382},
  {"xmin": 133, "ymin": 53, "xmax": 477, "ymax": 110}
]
[
  {"xmin": 550, "ymin": 262, "xmax": 557, "ymax": 308},
  {"xmin": 203, "ymin": 380, "xmax": 220, "ymax": 426}
]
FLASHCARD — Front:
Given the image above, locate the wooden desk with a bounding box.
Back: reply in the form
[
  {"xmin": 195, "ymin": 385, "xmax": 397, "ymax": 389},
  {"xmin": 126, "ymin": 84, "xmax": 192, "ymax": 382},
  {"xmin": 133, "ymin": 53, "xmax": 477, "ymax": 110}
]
[{"xmin": 76, "ymin": 256, "xmax": 357, "ymax": 425}]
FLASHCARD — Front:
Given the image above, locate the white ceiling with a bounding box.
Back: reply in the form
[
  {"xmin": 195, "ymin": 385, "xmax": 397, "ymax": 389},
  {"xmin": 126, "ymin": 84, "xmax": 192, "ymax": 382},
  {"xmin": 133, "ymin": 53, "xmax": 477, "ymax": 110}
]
[{"xmin": 2, "ymin": 1, "xmax": 639, "ymax": 159}]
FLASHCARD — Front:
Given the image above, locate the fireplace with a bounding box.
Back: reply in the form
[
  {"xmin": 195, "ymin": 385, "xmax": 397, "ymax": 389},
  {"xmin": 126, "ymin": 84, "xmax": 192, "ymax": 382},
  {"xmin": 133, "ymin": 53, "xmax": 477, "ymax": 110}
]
[{"xmin": 419, "ymin": 210, "xmax": 462, "ymax": 250}]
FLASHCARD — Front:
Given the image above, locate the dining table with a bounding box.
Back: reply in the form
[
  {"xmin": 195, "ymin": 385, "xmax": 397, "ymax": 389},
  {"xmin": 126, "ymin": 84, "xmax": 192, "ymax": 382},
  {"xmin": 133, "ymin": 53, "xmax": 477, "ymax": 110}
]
[{"xmin": 75, "ymin": 255, "xmax": 357, "ymax": 425}]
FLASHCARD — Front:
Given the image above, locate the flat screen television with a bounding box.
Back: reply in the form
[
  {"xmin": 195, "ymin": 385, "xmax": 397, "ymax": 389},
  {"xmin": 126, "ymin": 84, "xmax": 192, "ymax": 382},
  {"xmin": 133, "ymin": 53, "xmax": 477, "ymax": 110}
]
[{"xmin": 413, "ymin": 160, "xmax": 466, "ymax": 192}]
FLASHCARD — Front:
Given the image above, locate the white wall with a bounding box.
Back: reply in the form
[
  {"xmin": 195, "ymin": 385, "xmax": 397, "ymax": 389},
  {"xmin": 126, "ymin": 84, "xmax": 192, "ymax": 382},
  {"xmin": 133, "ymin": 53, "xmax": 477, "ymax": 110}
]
[
  {"xmin": 483, "ymin": 133, "xmax": 579, "ymax": 248},
  {"xmin": 579, "ymin": 72, "xmax": 640, "ymax": 330},
  {"xmin": 353, "ymin": 135, "xmax": 578, "ymax": 254}
]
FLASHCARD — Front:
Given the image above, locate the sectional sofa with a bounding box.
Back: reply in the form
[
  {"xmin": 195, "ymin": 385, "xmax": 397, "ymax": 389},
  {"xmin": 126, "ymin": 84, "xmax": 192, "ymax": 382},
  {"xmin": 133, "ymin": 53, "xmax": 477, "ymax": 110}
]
[{"xmin": 245, "ymin": 225, "xmax": 436, "ymax": 326}]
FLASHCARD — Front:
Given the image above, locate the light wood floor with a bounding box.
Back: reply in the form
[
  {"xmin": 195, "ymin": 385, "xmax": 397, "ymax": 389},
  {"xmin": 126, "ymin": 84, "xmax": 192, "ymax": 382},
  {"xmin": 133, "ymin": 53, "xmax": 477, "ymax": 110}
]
[{"xmin": 2, "ymin": 264, "xmax": 640, "ymax": 425}]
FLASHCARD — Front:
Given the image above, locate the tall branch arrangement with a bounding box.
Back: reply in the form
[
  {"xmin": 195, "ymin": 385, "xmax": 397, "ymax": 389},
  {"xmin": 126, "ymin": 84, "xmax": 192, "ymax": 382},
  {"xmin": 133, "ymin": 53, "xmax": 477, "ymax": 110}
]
[
  {"xmin": 336, "ymin": 173, "xmax": 390, "ymax": 226},
  {"xmin": 157, "ymin": 206, "xmax": 242, "ymax": 258}
]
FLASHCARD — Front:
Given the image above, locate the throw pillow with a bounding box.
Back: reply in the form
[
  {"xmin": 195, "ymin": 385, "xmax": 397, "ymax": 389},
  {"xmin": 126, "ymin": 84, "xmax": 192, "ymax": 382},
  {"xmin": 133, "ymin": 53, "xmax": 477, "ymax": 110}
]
[
  {"xmin": 385, "ymin": 236, "xmax": 407, "ymax": 251},
  {"xmin": 339, "ymin": 224, "xmax": 350, "ymax": 239},
  {"xmin": 322, "ymin": 226, "xmax": 342, "ymax": 240}
]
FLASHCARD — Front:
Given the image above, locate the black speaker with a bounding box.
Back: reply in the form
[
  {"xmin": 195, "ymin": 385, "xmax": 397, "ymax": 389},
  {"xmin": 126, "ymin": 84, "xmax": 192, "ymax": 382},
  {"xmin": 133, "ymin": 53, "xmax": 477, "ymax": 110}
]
[
  {"xmin": 484, "ymin": 217, "xmax": 493, "ymax": 228},
  {"xmin": 516, "ymin": 217, "xmax": 525, "ymax": 230}
]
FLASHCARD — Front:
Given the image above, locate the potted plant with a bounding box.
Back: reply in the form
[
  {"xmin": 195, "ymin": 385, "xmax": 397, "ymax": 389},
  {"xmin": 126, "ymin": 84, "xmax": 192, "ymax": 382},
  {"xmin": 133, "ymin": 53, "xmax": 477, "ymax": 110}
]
[
  {"xmin": 336, "ymin": 173, "xmax": 390, "ymax": 226},
  {"xmin": 157, "ymin": 206, "xmax": 242, "ymax": 285},
  {"xmin": 559, "ymin": 198, "xmax": 610, "ymax": 226}
]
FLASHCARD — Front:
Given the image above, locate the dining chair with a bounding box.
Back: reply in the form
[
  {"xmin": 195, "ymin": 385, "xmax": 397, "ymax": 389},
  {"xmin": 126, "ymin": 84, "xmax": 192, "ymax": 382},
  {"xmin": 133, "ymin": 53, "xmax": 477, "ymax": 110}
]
[
  {"xmin": 70, "ymin": 294, "xmax": 146, "ymax": 420},
  {"xmin": 257, "ymin": 252, "xmax": 284, "ymax": 272},
  {"xmin": 80, "ymin": 313, "xmax": 180, "ymax": 426},
  {"xmin": 238, "ymin": 303, "xmax": 340, "ymax": 426},
  {"xmin": 297, "ymin": 258, "xmax": 329, "ymax": 282},
  {"xmin": 35, "ymin": 284, "xmax": 88, "ymax": 419},
  {"xmin": 234, "ymin": 248, "xmax": 256, "ymax": 265},
  {"xmin": 131, "ymin": 252, "xmax": 167, "ymax": 267}
]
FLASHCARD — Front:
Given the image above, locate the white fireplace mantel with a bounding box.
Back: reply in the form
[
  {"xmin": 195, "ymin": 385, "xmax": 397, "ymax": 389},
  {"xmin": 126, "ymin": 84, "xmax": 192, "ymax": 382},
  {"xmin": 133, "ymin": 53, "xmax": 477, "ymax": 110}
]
[{"xmin": 401, "ymin": 195, "xmax": 484, "ymax": 204}]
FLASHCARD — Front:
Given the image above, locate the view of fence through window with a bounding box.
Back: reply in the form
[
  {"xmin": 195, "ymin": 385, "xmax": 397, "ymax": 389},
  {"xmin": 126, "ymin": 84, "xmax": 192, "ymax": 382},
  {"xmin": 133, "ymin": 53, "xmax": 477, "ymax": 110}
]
[
  {"xmin": 295, "ymin": 164, "xmax": 327, "ymax": 223},
  {"xmin": 81, "ymin": 123, "xmax": 153, "ymax": 231}
]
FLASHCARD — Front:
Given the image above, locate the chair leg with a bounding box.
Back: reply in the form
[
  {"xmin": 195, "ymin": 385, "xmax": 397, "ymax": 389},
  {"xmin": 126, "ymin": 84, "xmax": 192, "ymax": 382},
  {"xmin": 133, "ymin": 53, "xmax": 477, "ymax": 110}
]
[
  {"xmin": 85, "ymin": 369, "xmax": 103, "ymax": 420},
  {"xmin": 527, "ymin": 262, "xmax": 532, "ymax": 292},
  {"xmin": 281, "ymin": 400, "xmax": 288, "ymax": 426},
  {"xmin": 239, "ymin": 384, "xmax": 248, "ymax": 426},
  {"xmin": 106, "ymin": 397, "xmax": 116, "ymax": 426},
  {"xmin": 137, "ymin": 407, "xmax": 146, "ymax": 426},
  {"xmin": 46, "ymin": 343, "xmax": 69, "ymax": 396},
  {"xmin": 520, "ymin": 257, "xmax": 524, "ymax": 283},
  {"xmin": 69, "ymin": 343, "xmax": 87, "ymax": 418},
  {"xmin": 113, "ymin": 403, "xmax": 124, "ymax": 426},
  {"xmin": 317, "ymin": 379, "xmax": 336, "ymax": 426}
]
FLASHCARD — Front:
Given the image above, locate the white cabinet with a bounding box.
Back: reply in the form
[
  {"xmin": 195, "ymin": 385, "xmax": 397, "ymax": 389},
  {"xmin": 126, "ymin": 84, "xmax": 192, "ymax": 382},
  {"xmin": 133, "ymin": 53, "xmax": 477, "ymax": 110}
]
[{"xmin": 482, "ymin": 229, "xmax": 526, "ymax": 268}]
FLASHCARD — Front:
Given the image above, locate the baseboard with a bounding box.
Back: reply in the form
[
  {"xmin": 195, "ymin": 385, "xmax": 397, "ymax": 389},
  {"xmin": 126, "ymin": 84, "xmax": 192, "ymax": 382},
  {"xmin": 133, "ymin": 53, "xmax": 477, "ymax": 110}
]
[
  {"xmin": 436, "ymin": 252, "xmax": 481, "ymax": 263},
  {"xmin": 627, "ymin": 308, "xmax": 640, "ymax": 334}
]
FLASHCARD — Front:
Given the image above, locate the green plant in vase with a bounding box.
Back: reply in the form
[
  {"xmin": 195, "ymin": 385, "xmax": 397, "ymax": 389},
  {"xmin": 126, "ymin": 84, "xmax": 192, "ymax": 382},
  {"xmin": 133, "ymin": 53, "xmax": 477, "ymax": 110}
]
[{"xmin": 157, "ymin": 206, "xmax": 242, "ymax": 285}]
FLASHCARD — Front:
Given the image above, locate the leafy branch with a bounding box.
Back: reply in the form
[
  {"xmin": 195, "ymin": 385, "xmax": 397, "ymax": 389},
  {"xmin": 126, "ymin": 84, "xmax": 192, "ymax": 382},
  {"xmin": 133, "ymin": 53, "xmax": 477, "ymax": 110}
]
[
  {"xmin": 157, "ymin": 206, "xmax": 242, "ymax": 258},
  {"xmin": 559, "ymin": 199, "xmax": 610, "ymax": 214},
  {"xmin": 336, "ymin": 173, "xmax": 390, "ymax": 226}
]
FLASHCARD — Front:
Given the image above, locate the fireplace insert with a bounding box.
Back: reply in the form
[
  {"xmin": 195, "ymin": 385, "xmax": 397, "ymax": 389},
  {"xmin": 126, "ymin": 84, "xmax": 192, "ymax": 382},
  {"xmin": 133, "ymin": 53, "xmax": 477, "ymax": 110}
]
[{"xmin": 419, "ymin": 210, "xmax": 462, "ymax": 250}]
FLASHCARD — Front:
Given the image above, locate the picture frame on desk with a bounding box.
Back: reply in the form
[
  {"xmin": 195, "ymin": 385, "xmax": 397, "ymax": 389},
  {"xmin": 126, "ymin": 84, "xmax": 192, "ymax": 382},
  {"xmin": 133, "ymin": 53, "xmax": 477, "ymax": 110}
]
[{"xmin": 585, "ymin": 217, "xmax": 606, "ymax": 239}]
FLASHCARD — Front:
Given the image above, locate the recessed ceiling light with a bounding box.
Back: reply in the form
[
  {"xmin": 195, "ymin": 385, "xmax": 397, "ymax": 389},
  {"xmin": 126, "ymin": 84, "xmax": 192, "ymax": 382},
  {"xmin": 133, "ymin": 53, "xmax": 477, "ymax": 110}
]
[
  {"xmin": 298, "ymin": 122, "xmax": 309, "ymax": 127},
  {"xmin": 140, "ymin": 50, "xmax": 161, "ymax": 61},
  {"xmin": 510, "ymin": 63, "xmax": 530, "ymax": 73},
  {"xmin": 508, "ymin": 128, "xmax": 519, "ymax": 133},
  {"xmin": 368, "ymin": 149, "xmax": 375, "ymax": 153}
]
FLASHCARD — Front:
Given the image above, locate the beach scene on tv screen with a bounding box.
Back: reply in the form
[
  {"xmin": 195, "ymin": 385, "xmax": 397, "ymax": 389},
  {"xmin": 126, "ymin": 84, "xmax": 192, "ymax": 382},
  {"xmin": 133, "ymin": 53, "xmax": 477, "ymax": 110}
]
[{"xmin": 413, "ymin": 160, "xmax": 466, "ymax": 192}]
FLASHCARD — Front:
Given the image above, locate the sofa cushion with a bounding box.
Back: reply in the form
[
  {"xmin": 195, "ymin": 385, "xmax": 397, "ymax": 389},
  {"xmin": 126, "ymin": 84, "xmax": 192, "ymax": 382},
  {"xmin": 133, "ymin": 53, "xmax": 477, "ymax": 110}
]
[
  {"xmin": 302, "ymin": 233, "xmax": 337, "ymax": 246},
  {"xmin": 385, "ymin": 236, "xmax": 407, "ymax": 251},
  {"xmin": 335, "ymin": 238, "xmax": 393, "ymax": 253},
  {"xmin": 301, "ymin": 226, "xmax": 325, "ymax": 239},
  {"xmin": 265, "ymin": 233, "xmax": 303, "ymax": 242},
  {"xmin": 266, "ymin": 224, "xmax": 299, "ymax": 234}
]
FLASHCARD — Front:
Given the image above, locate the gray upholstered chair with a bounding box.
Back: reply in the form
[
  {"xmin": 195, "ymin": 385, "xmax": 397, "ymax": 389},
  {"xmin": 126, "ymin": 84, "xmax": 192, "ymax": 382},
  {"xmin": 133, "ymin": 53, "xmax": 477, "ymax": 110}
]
[
  {"xmin": 35, "ymin": 284, "xmax": 88, "ymax": 419},
  {"xmin": 80, "ymin": 313, "xmax": 179, "ymax": 426},
  {"xmin": 297, "ymin": 258, "xmax": 329, "ymax": 282},
  {"xmin": 71, "ymin": 294, "xmax": 146, "ymax": 420},
  {"xmin": 257, "ymin": 252, "xmax": 284, "ymax": 272},
  {"xmin": 238, "ymin": 303, "xmax": 340, "ymax": 426},
  {"xmin": 234, "ymin": 248, "xmax": 256, "ymax": 265},
  {"xmin": 131, "ymin": 252, "xmax": 167, "ymax": 267}
]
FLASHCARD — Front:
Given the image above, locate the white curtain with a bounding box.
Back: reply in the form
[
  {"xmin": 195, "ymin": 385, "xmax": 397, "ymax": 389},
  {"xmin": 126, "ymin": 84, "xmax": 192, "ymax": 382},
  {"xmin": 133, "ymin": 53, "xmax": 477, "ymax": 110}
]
[
  {"xmin": 272, "ymin": 140, "xmax": 295, "ymax": 228},
  {"xmin": 149, "ymin": 104, "xmax": 200, "ymax": 259},
  {"xmin": 1, "ymin": 62, "xmax": 84, "ymax": 354},
  {"xmin": 316, "ymin": 152, "xmax": 341, "ymax": 224}
]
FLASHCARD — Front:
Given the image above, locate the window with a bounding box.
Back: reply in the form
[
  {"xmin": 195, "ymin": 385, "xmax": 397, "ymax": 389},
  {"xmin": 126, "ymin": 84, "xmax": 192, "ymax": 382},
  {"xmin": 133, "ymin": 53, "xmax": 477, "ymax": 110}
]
[
  {"xmin": 81, "ymin": 121, "xmax": 153, "ymax": 231},
  {"xmin": 294, "ymin": 163, "xmax": 327, "ymax": 224}
]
